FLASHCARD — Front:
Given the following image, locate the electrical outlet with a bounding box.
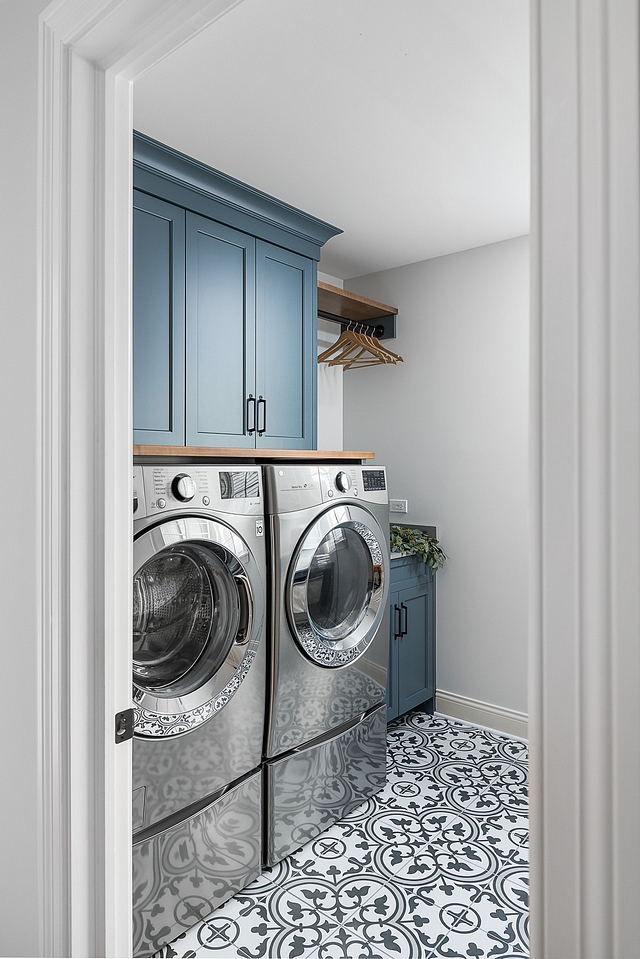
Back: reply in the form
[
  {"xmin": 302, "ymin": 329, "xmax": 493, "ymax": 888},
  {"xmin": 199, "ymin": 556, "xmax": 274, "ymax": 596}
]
[{"xmin": 389, "ymin": 499, "xmax": 408, "ymax": 513}]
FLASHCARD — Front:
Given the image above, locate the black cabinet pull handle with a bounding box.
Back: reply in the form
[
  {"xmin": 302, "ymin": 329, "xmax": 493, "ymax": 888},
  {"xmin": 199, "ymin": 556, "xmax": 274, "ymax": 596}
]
[
  {"xmin": 247, "ymin": 394, "xmax": 256, "ymax": 435},
  {"xmin": 394, "ymin": 604, "xmax": 402, "ymax": 639},
  {"xmin": 257, "ymin": 395, "xmax": 267, "ymax": 436},
  {"xmin": 400, "ymin": 602, "xmax": 408, "ymax": 636}
]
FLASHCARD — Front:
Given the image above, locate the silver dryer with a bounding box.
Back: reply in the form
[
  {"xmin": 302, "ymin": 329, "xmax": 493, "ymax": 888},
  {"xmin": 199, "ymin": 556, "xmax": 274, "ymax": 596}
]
[{"xmin": 263, "ymin": 464, "xmax": 390, "ymax": 866}]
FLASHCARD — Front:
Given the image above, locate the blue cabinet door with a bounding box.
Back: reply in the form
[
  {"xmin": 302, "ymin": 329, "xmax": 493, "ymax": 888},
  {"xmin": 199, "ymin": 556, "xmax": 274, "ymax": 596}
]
[
  {"xmin": 387, "ymin": 557, "xmax": 436, "ymax": 721},
  {"xmin": 255, "ymin": 241, "xmax": 316, "ymax": 450},
  {"xmin": 133, "ymin": 192, "xmax": 319, "ymax": 450},
  {"xmin": 396, "ymin": 581, "xmax": 435, "ymax": 716},
  {"xmin": 132, "ymin": 192, "xmax": 185, "ymax": 445},
  {"xmin": 185, "ymin": 213, "xmax": 256, "ymax": 448}
]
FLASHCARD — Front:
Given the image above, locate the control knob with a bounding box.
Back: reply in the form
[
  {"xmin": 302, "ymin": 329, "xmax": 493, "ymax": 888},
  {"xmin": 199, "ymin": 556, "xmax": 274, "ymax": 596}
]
[
  {"xmin": 172, "ymin": 473, "xmax": 196, "ymax": 502},
  {"xmin": 335, "ymin": 471, "xmax": 351, "ymax": 493}
]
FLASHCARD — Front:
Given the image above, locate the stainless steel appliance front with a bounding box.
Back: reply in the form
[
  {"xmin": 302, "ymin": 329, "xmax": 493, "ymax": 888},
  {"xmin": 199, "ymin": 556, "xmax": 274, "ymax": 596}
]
[
  {"xmin": 132, "ymin": 465, "xmax": 266, "ymax": 956},
  {"xmin": 263, "ymin": 464, "xmax": 390, "ymax": 865},
  {"xmin": 264, "ymin": 705, "xmax": 387, "ymax": 866},
  {"xmin": 264, "ymin": 465, "xmax": 390, "ymax": 759},
  {"xmin": 133, "ymin": 770, "xmax": 262, "ymax": 956}
]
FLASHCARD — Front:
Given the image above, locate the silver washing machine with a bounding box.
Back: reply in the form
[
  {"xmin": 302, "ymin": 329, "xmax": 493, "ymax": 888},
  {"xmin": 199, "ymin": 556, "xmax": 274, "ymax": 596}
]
[
  {"xmin": 131, "ymin": 465, "xmax": 266, "ymax": 957},
  {"xmin": 263, "ymin": 464, "xmax": 390, "ymax": 866}
]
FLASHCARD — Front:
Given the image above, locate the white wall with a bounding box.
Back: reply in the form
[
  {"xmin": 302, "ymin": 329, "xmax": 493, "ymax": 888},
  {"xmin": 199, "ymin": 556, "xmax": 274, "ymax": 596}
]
[
  {"xmin": 0, "ymin": 1, "xmax": 50, "ymax": 954},
  {"xmin": 317, "ymin": 271, "xmax": 344, "ymax": 450},
  {"xmin": 344, "ymin": 236, "xmax": 529, "ymax": 715}
]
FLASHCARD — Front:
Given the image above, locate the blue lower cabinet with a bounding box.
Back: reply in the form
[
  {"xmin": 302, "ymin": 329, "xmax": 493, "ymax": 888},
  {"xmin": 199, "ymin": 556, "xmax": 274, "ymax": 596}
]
[{"xmin": 387, "ymin": 556, "xmax": 436, "ymax": 722}]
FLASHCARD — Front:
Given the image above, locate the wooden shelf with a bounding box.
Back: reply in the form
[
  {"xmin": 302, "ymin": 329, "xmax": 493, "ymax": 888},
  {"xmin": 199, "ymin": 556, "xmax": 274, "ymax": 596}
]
[
  {"xmin": 317, "ymin": 281, "xmax": 398, "ymax": 338},
  {"xmin": 134, "ymin": 446, "xmax": 375, "ymax": 462}
]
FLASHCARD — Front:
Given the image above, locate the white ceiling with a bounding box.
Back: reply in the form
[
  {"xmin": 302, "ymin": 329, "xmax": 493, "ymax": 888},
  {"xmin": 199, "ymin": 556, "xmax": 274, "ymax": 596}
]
[{"xmin": 133, "ymin": 0, "xmax": 529, "ymax": 279}]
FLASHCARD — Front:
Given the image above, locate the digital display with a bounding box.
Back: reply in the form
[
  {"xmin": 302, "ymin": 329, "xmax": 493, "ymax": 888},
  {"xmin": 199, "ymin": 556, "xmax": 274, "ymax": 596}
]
[
  {"xmin": 362, "ymin": 469, "xmax": 386, "ymax": 492},
  {"xmin": 219, "ymin": 470, "xmax": 260, "ymax": 500}
]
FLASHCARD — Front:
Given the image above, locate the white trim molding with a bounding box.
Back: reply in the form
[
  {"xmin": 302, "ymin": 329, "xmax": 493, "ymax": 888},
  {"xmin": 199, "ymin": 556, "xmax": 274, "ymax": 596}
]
[
  {"xmin": 37, "ymin": 1, "xmax": 244, "ymax": 955},
  {"xmin": 436, "ymin": 690, "xmax": 528, "ymax": 739},
  {"xmin": 531, "ymin": 2, "xmax": 640, "ymax": 956}
]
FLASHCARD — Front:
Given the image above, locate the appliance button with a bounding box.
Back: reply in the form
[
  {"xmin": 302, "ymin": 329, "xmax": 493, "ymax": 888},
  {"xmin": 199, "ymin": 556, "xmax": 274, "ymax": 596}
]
[
  {"xmin": 353, "ymin": 489, "xmax": 359, "ymax": 496},
  {"xmin": 202, "ymin": 495, "xmax": 210, "ymax": 506},
  {"xmin": 335, "ymin": 471, "xmax": 351, "ymax": 493},
  {"xmin": 172, "ymin": 473, "xmax": 196, "ymax": 502},
  {"xmin": 157, "ymin": 498, "xmax": 166, "ymax": 509}
]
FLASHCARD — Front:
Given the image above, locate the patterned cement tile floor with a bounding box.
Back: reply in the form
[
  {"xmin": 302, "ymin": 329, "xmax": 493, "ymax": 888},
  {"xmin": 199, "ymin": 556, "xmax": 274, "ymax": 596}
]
[{"xmin": 155, "ymin": 711, "xmax": 529, "ymax": 959}]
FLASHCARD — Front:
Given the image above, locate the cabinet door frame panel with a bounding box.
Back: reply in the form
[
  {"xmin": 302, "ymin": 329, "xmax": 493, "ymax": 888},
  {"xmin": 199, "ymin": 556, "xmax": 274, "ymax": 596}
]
[
  {"xmin": 132, "ymin": 191, "xmax": 186, "ymax": 446},
  {"xmin": 255, "ymin": 241, "xmax": 317, "ymax": 450},
  {"xmin": 185, "ymin": 213, "xmax": 256, "ymax": 448},
  {"xmin": 387, "ymin": 587, "xmax": 400, "ymax": 721},
  {"xmin": 396, "ymin": 580, "xmax": 435, "ymax": 715},
  {"xmin": 387, "ymin": 557, "xmax": 436, "ymax": 722}
]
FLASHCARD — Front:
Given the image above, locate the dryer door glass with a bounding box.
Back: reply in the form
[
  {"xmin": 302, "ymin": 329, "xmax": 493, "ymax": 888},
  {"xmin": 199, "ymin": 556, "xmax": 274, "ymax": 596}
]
[
  {"xmin": 307, "ymin": 526, "xmax": 373, "ymax": 640},
  {"xmin": 288, "ymin": 505, "xmax": 388, "ymax": 666},
  {"xmin": 133, "ymin": 541, "xmax": 240, "ymax": 696}
]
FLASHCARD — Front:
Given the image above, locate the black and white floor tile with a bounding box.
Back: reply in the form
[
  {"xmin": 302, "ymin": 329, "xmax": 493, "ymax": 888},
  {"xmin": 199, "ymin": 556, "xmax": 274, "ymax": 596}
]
[{"xmin": 154, "ymin": 712, "xmax": 528, "ymax": 959}]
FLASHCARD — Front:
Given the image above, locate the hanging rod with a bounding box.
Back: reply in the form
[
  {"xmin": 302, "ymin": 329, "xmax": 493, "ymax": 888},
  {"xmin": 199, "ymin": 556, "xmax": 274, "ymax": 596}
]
[{"xmin": 318, "ymin": 313, "xmax": 388, "ymax": 339}]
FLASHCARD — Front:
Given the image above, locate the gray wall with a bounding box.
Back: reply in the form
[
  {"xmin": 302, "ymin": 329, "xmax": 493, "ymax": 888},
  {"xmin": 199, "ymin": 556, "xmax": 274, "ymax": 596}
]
[
  {"xmin": 344, "ymin": 235, "xmax": 529, "ymax": 714},
  {"xmin": 0, "ymin": 0, "xmax": 50, "ymax": 954}
]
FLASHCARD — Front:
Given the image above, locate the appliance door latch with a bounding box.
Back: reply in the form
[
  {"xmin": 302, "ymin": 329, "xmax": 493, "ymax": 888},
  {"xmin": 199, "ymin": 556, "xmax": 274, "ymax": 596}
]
[{"xmin": 115, "ymin": 708, "xmax": 134, "ymax": 744}]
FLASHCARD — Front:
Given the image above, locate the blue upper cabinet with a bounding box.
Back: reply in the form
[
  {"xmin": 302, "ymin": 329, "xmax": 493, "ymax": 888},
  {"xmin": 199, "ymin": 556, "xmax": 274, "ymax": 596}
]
[
  {"xmin": 132, "ymin": 192, "xmax": 185, "ymax": 445},
  {"xmin": 255, "ymin": 242, "xmax": 316, "ymax": 449},
  {"xmin": 186, "ymin": 214, "xmax": 256, "ymax": 447},
  {"xmin": 132, "ymin": 133, "xmax": 341, "ymax": 449}
]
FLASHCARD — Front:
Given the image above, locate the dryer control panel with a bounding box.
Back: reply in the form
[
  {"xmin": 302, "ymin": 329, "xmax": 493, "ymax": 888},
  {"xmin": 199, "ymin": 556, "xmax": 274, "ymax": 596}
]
[
  {"xmin": 264, "ymin": 465, "xmax": 388, "ymax": 513},
  {"xmin": 362, "ymin": 469, "xmax": 387, "ymax": 492},
  {"xmin": 138, "ymin": 465, "xmax": 263, "ymax": 517},
  {"xmin": 319, "ymin": 465, "xmax": 388, "ymax": 506}
]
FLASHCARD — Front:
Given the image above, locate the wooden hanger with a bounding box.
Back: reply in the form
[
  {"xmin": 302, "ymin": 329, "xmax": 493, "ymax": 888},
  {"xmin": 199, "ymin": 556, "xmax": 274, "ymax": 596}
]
[
  {"xmin": 318, "ymin": 320, "xmax": 404, "ymax": 369},
  {"xmin": 327, "ymin": 333, "xmax": 401, "ymax": 367},
  {"xmin": 317, "ymin": 325, "xmax": 369, "ymax": 363}
]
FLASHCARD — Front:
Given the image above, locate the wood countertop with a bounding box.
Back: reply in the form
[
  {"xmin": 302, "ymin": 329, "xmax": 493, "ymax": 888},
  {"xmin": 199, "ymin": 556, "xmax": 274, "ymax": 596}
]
[{"xmin": 133, "ymin": 445, "xmax": 375, "ymax": 462}]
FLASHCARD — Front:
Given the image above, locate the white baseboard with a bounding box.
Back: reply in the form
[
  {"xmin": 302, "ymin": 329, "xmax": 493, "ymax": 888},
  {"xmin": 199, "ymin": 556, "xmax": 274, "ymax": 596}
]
[{"xmin": 435, "ymin": 689, "xmax": 528, "ymax": 740}]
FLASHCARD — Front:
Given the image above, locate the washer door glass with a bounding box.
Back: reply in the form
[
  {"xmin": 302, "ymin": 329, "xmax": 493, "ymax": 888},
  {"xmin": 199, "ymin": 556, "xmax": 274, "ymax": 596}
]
[
  {"xmin": 132, "ymin": 516, "xmax": 264, "ymax": 737},
  {"xmin": 133, "ymin": 542, "xmax": 240, "ymax": 696},
  {"xmin": 287, "ymin": 505, "xmax": 388, "ymax": 667}
]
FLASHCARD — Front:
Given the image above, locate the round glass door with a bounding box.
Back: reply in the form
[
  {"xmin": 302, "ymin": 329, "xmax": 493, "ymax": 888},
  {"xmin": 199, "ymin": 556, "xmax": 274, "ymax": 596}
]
[
  {"xmin": 133, "ymin": 542, "xmax": 240, "ymax": 697},
  {"xmin": 132, "ymin": 516, "xmax": 263, "ymax": 737},
  {"xmin": 287, "ymin": 504, "xmax": 388, "ymax": 667}
]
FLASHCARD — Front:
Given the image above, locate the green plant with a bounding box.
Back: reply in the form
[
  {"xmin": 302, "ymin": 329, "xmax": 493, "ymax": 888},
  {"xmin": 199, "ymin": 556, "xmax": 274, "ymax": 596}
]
[{"xmin": 390, "ymin": 525, "xmax": 447, "ymax": 571}]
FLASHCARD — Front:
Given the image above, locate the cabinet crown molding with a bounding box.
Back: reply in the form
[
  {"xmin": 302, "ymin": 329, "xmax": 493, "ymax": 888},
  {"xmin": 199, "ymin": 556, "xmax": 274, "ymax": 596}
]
[{"xmin": 133, "ymin": 131, "xmax": 342, "ymax": 260}]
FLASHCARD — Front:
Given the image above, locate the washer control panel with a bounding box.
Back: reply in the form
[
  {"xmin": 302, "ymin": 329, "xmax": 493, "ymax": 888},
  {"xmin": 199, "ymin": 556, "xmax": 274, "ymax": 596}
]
[
  {"xmin": 133, "ymin": 466, "xmax": 145, "ymax": 516},
  {"xmin": 138, "ymin": 465, "xmax": 263, "ymax": 517}
]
